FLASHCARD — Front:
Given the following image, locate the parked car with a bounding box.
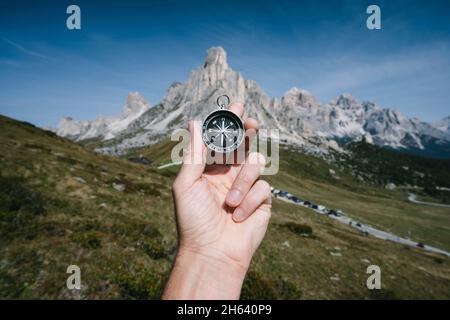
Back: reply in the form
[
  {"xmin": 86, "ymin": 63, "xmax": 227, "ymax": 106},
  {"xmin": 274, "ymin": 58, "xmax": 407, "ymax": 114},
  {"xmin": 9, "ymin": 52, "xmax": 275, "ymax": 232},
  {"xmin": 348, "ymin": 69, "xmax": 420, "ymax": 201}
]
[
  {"xmin": 303, "ymin": 201, "xmax": 311, "ymax": 206},
  {"xmin": 292, "ymin": 197, "xmax": 303, "ymax": 204},
  {"xmin": 328, "ymin": 209, "xmax": 337, "ymax": 216},
  {"xmin": 278, "ymin": 191, "xmax": 289, "ymax": 198},
  {"xmin": 417, "ymin": 242, "xmax": 425, "ymax": 248},
  {"xmin": 311, "ymin": 204, "xmax": 318, "ymax": 209},
  {"xmin": 128, "ymin": 156, "xmax": 152, "ymax": 165}
]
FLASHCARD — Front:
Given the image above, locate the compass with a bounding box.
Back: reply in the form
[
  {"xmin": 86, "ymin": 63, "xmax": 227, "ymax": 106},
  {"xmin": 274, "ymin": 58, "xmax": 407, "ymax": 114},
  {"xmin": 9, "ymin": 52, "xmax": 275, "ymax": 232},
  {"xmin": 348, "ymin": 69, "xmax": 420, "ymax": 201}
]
[{"xmin": 202, "ymin": 95, "xmax": 245, "ymax": 154}]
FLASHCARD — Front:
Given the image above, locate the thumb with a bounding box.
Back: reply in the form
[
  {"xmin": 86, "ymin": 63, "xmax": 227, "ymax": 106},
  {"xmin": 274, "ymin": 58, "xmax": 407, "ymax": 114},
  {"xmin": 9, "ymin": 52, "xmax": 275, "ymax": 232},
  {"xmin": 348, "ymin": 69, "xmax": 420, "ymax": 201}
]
[{"xmin": 174, "ymin": 120, "xmax": 206, "ymax": 191}]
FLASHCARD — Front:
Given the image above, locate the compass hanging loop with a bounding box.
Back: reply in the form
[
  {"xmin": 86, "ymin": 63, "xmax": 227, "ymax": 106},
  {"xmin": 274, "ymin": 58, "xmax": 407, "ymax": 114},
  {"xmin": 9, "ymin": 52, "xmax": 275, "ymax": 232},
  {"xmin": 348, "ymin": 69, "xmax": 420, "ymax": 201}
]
[{"xmin": 216, "ymin": 95, "xmax": 230, "ymax": 109}]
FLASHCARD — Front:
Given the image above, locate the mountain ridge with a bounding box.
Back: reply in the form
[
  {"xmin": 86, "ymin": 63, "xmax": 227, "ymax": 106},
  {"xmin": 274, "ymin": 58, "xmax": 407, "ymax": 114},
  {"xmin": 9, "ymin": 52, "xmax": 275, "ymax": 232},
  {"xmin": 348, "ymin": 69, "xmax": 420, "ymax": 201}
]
[{"xmin": 56, "ymin": 47, "xmax": 450, "ymax": 157}]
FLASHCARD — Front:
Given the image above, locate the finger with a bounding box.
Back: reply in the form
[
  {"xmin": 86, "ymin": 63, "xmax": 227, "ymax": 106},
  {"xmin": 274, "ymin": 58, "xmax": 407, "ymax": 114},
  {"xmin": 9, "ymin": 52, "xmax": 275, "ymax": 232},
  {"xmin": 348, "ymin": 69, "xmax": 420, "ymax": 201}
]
[
  {"xmin": 244, "ymin": 117, "xmax": 259, "ymax": 152},
  {"xmin": 244, "ymin": 118, "xmax": 259, "ymax": 131},
  {"xmin": 233, "ymin": 180, "xmax": 271, "ymax": 222},
  {"xmin": 173, "ymin": 120, "xmax": 205, "ymax": 191},
  {"xmin": 229, "ymin": 102, "xmax": 244, "ymax": 118},
  {"xmin": 225, "ymin": 152, "xmax": 266, "ymax": 207}
]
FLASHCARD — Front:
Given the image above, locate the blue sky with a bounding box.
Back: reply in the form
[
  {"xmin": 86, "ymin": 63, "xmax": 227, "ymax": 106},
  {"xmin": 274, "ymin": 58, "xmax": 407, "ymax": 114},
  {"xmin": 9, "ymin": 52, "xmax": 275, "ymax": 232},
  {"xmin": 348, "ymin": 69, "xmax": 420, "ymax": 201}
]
[{"xmin": 0, "ymin": 0, "xmax": 449, "ymax": 127}]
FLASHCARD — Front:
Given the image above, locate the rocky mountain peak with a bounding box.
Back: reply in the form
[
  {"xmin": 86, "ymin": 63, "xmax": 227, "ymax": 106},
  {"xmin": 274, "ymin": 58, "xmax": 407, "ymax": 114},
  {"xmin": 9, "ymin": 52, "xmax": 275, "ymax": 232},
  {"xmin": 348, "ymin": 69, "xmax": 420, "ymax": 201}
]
[
  {"xmin": 433, "ymin": 115, "xmax": 450, "ymax": 134},
  {"xmin": 123, "ymin": 92, "xmax": 150, "ymax": 116},
  {"xmin": 203, "ymin": 46, "xmax": 228, "ymax": 70},
  {"xmin": 332, "ymin": 93, "xmax": 361, "ymax": 110},
  {"xmin": 281, "ymin": 87, "xmax": 318, "ymax": 112},
  {"xmin": 57, "ymin": 117, "xmax": 89, "ymax": 138}
]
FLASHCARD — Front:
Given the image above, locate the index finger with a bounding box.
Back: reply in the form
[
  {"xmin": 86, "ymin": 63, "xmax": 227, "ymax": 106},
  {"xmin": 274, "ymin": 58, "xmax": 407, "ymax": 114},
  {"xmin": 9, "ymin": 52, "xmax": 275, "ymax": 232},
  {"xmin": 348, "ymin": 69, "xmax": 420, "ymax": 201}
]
[{"xmin": 229, "ymin": 102, "xmax": 244, "ymax": 118}]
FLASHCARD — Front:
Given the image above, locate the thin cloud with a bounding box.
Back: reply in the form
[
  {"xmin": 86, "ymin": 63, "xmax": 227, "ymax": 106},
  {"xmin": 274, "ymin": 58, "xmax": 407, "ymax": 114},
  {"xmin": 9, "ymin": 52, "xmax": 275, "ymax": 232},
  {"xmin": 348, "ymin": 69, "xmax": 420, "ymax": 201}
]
[
  {"xmin": 306, "ymin": 45, "xmax": 450, "ymax": 102},
  {"xmin": 0, "ymin": 58, "xmax": 21, "ymax": 67},
  {"xmin": 1, "ymin": 37, "xmax": 48, "ymax": 60}
]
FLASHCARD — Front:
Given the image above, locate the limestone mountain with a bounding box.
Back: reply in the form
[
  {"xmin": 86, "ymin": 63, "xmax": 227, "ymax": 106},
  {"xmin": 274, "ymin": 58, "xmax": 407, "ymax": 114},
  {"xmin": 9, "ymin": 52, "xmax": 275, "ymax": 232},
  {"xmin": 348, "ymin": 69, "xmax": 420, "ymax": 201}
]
[
  {"xmin": 57, "ymin": 92, "xmax": 151, "ymax": 142},
  {"xmin": 56, "ymin": 47, "xmax": 450, "ymax": 157}
]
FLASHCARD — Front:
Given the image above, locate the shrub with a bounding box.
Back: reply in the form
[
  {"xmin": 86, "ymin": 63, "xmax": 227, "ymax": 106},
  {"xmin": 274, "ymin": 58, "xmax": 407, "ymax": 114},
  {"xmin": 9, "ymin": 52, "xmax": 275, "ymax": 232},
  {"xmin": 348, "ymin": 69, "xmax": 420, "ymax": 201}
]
[
  {"xmin": 159, "ymin": 169, "xmax": 177, "ymax": 178},
  {"xmin": 70, "ymin": 230, "xmax": 102, "ymax": 249},
  {"xmin": 56, "ymin": 155, "xmax": 80, "ymax": 165},
  {"xmin": 368, "ymin": 289, "xmax": 398, "ymax": 300},
  {"xmin": 112, "ymin": 221, "xmax": 162, "ymax": 240},
  {"xmin": 136, "ymin": 238, "xmax": 175, "ymax": 260},
  {"xmin": 110, "ymin": 222, "xmax": 174, "ymax": 259},
  {"xmin": 0, "ymin": 268, "xmax": 27, "ymax": 298},
  {"xmin": 115, "ymin": 270, "xmax": 166, "ymax": 299},
  {"xmin": 0, "ymin": 176, "xmax": 46, "ymax": 215},
  {"xmin": 134, "ymin": 183, "xmax": 162, "ymax": 196},
  {"xmin": 240, "ymin": 271, "xmax": 279, "ymax": 299},
  {"xmin": 280, "ymin": 222, "xmax": 313, "ymax": 236},
  {"xmin": 240, "ymin": 271, "xmax": 302, "ymax": 300},
  {"xmin": 0, "ymin": 176, "xmax": 47, "ymax": 240}
]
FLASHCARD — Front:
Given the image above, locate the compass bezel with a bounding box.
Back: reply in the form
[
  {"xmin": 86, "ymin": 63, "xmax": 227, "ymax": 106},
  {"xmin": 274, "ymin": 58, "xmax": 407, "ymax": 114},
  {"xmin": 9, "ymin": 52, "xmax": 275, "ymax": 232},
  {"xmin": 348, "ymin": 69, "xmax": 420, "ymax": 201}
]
[{"xmin": 201, "ymin": 109, "xmax": 245, "ymax": 154}]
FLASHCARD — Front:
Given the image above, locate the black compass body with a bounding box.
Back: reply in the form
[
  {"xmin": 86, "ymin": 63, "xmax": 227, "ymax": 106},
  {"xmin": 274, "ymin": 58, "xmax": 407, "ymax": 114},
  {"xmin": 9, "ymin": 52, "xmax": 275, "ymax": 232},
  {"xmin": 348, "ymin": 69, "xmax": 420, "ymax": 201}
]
[{"xmin": 202, "ymin": 105, "xmax": 244, "ymax": 154}]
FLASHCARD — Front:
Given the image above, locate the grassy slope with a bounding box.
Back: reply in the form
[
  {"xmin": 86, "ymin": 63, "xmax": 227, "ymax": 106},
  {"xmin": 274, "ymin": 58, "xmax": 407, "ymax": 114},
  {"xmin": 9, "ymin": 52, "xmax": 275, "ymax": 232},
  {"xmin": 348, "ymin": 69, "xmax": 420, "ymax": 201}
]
[
  {"xmin": 265, "ymin": 147, "xmax": 450, "ymax": 253},
  {"xmin": 0, "ymin": 115, "xmax": 449, "ymax": 299},
  {"xmin": 0, "ymin": 116, "xmax": 177, "ymax": 299},
  {"xmin": 138, "ymin": 139, "xmax": 450, "ymax": 252}
]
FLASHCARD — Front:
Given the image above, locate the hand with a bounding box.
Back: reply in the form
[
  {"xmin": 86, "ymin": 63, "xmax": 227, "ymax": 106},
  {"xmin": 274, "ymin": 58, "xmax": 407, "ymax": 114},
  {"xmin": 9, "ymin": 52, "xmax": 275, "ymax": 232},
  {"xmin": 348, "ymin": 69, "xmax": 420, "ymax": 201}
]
[{"xmin": 162, "ymin": 102, "xmax": 272, "ymax": 300}]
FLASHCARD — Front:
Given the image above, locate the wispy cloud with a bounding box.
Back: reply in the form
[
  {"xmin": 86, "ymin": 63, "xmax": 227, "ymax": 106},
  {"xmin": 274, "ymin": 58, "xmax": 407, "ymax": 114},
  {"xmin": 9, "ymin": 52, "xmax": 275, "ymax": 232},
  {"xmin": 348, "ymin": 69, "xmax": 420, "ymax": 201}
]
[
  {"xmin": 0, "ymin": 58, "xmax": 21, "ymax": 67},
  {"xmin": 1, "ymin": 37, "xmax": 48, "ymax": 60},
  {"xmin": 304, "ymin": 44, "xmax": 450, "ymax": 101}
]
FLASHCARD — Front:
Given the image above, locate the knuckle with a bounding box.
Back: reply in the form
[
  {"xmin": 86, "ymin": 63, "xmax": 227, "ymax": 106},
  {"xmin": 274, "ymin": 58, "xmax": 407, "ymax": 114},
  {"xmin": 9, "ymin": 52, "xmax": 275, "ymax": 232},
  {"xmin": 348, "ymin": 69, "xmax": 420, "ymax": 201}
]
[
  {"xmin": 248, "ymin": 152, "xmax": 266, "ymax": 167},
  {"xmin": 245, "ymin": 193, "xmax": 260, "ymax": 208},
  {"xmin": 257, "ymin": 180, "xmax": 271, "ymax": 193},
  {"xmin": 238, "ymin": 170, "xmax": 255, "ymax": 184}
]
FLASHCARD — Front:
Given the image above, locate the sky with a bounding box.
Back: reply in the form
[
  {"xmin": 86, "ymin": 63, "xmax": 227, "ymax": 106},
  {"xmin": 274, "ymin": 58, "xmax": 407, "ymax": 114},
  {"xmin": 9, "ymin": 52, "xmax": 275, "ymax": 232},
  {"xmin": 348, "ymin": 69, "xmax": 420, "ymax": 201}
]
[{"xmin": 0, "ymin": 0, "xmax": 449, "ymax": 127}]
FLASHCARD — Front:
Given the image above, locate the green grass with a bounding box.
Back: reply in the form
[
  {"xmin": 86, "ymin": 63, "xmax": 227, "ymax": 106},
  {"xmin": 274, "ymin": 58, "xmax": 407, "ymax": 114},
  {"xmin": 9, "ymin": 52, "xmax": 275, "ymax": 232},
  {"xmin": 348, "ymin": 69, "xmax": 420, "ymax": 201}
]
[
  {"xmin": 0, "ymin": 114, "xmax": 449, "ymax": 299},
  {"xmin": 0, "ymin": 115, "xmax": 176, "ymax": 299},
  {"xmin": 264, "ymin": 147, "xmax": 450, "ymax": 252},
  {"xmin": 142, "ymin": 138, "xmax": 450, "ymax": 251}
]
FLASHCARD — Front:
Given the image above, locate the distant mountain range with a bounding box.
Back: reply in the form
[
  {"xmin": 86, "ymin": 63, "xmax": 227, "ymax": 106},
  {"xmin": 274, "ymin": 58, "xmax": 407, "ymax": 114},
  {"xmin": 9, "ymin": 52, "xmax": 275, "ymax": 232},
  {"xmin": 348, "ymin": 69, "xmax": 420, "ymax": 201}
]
[{"xmin": 56, "ymin": 47, "xmax": 450, "ymax": 157}]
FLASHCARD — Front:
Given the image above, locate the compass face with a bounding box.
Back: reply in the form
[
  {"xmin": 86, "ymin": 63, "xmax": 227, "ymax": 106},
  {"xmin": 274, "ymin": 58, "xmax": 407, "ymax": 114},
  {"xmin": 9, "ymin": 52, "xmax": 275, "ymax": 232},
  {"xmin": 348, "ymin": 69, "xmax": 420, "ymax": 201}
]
[{"xmin": 202, "ymin": 109, "xmax": 244, "ymax": 153}]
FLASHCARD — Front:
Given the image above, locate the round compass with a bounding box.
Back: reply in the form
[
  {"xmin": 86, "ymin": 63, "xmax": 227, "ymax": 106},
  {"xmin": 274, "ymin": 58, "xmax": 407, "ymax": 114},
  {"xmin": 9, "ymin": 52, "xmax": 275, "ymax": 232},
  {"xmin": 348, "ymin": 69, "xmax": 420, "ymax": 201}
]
[{"xmin": 202, "ymin": 95, "xmax": 245, "ymax": 154}]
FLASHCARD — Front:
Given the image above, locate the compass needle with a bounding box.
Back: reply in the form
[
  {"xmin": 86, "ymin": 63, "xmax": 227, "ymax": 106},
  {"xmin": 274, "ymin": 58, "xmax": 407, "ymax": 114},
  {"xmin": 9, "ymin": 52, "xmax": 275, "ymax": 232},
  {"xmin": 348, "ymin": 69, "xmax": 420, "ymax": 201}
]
[{"xmin": 202, "ymin": 95, "xmax": 244, "ymax": 153}]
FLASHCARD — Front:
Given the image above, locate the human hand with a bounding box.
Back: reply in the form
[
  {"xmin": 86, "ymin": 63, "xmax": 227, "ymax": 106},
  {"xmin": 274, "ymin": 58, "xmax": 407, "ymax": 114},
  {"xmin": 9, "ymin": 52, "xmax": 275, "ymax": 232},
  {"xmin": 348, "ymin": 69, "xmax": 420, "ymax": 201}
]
[{"xmin": 163, "ymin": 102, "xmax": 272, "ymax": 300}]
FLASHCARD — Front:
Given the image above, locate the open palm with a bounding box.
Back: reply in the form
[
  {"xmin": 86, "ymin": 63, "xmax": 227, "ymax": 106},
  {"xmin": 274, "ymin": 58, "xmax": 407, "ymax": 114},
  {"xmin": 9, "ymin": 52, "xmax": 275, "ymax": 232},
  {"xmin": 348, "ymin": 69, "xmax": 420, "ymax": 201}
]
[{"xmin": 172, "ymin": 103, "xmax": 271, "ymax": 271}]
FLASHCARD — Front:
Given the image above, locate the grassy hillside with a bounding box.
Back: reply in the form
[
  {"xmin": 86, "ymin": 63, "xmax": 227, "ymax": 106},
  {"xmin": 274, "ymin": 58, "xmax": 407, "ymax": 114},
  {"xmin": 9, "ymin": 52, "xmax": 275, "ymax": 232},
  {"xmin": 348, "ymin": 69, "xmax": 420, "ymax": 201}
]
[
  {"xmin": 140, "ymin": 138, "xmax": 450, "ymax": 252},
  {"xmin": 1, "ymin": 115, "xmax": 449, "ymax": 299},
  {"xmin": 344, "ymin": 141, "xmax": 450, "ymax": 203}
]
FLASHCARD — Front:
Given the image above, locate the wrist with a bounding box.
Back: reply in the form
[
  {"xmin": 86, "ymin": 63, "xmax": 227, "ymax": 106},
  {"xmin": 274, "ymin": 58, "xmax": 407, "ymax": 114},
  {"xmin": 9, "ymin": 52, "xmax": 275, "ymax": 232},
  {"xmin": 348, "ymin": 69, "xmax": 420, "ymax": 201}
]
[{"xmin": 162, "ymin": 246, "xmax": 248, "ymax": 300}]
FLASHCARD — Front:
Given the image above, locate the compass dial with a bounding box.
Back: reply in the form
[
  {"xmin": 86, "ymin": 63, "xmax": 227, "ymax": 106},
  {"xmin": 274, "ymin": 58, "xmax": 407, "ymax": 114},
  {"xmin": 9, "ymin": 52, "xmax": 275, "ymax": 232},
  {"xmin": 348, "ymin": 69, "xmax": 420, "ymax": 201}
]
[{"xmin": 202, "ymin": 109, "xmax": 244, "ymax": 153}]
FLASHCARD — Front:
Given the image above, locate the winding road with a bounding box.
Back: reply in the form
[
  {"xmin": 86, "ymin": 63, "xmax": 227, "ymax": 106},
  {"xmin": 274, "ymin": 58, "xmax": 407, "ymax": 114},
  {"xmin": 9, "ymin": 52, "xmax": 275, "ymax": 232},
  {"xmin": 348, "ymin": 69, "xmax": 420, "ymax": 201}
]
[
  {"xmin": 277, "ymin": 195, "xmax": 450, "ymax": 258},
  {"xmin": 408, "ymin": 193, "xmax": 450, "ymax": 208}
]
